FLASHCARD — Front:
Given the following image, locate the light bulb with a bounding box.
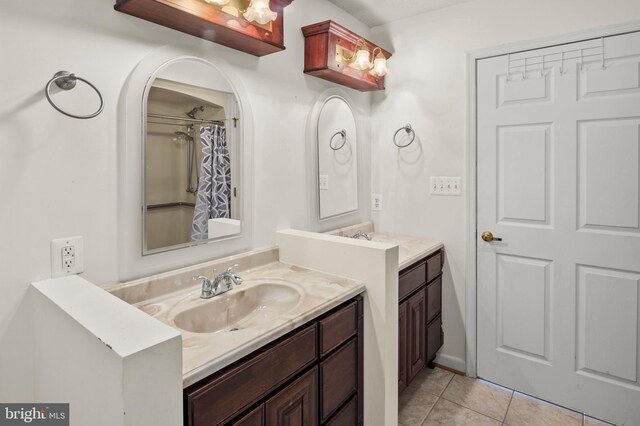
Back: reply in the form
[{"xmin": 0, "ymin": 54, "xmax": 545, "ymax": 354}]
[
  {"xmin": 204, "ymin": 0, "xmax": 230, "ymax": 5},
  {"xmin": 370, "ymin": 52, "xmax": 389, "ymax": 78},
  {"xmin": 243, "ymin": 0, "xmax": 278, "ymax": 25},
  {"xmin": 353, "ymin": 47, "xmax": 372, "ymax": 71}
]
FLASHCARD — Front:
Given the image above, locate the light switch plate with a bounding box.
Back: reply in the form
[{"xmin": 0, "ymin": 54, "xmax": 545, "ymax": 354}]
[
  {"xmin": 430, "ymin": 177, "xmax": 462, "ymax": 196},
  {"xmin": 372, "ymin": 193, "xmax": 383, "ymax": 211}
]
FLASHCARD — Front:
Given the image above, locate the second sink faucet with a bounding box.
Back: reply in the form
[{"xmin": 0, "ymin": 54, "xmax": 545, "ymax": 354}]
[
  {"xmin": 349, "ymin": 230, "xmax": 372, "ymax": 241},
  {"xmin": 193, "ymin": 264, "xmax": 243, "ymax": 299}
]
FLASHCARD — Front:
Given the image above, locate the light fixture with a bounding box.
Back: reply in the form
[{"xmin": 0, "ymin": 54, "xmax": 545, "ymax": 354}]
[
  {"xmin": 370, "ymin": 47, "xmax": 389, "ymax": 78},
  {"xmin": 203, "ymin": 0, "xmax": 230, "ymax": 5},
  {"xmin": 243, "ymin": 0, "xmax": 278, "ymax": 25},
  {"xmin": 344, "ymin": 39, "xmax": 390, "ymax": 78}
]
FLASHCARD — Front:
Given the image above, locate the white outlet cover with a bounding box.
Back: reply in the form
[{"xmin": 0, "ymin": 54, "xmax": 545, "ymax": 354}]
[
  {"xmin": 372, "ymin": 193, "xmax": 383, "ymax": 211},
  {"xmin": 51, "ymin": 236, "xmax": 84, "ymax": 278},
  {"xmin": 319, "ymin": 175, "xmax": 329, "ymax": 190}
]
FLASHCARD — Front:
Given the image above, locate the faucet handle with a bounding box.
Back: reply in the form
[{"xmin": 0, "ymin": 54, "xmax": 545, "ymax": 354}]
[{"xmin": 193, "ymin": 275, "xmax": 209, "ymax": 283}]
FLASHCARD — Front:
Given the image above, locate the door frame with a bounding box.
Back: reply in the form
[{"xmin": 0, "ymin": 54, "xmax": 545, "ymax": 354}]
[{"xmin": 465, "ymin": 20, "xmax": 640, "ymax": 378}]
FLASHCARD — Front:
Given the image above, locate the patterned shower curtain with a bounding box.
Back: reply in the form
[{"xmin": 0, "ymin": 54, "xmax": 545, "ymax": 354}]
[{"xmin": 191, "ymin": 125, "xmax": 231, "ymax": 240}]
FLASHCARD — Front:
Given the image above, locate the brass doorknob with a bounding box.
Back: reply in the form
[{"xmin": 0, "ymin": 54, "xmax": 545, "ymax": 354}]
[{"xmin": 481, "ymin": 231, "xmax": 502, "ymax": 242}]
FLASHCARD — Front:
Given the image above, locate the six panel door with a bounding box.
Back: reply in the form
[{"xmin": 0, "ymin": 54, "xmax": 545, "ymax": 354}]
[{"xmin": 477, "ymin": 31, "xmax": 640, "ymax": 425}]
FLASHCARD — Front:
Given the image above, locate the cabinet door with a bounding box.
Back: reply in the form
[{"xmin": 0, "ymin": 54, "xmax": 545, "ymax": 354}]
[
  {"xmin": 407, "ymin": 289, "xmax": 427, "ymax": 383},
  {"xmin": 398, "ymin": 301, "xmax": 408, "ymax": 393},
  {"xmin": 427, "ymin": 314, "xmax": 443, "ymax": 363},
  {"xmin": 266, "ymin": 368, "xmax": 318, "ymax": 426},
  {"xmin": 232, "ymin": 405, "xmax": 264, "ymax": 426}
]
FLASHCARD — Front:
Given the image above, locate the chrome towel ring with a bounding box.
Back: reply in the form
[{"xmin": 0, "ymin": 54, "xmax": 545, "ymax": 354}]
[
  {"xmin": 329, "ymin": 129, "xmax": 347, "ymax": 151},
  {"xmin": 393, "ymin": 124, "xmax": 416, "ymax": 148},
  {"xmin": 45, "ymin": 71, "xmax": 104, "ymax": 119}
]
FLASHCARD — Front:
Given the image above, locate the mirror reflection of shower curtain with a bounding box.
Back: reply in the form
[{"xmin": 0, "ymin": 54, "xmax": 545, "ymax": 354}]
[{"xmin": 191, "ymin": 125, "xmax": 231, "ymax": 240}]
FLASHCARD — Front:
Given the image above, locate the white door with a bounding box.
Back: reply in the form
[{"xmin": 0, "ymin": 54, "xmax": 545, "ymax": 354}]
[{"xmin": 477, "ymin": 31, "xmax": 640, "ymax": 426}]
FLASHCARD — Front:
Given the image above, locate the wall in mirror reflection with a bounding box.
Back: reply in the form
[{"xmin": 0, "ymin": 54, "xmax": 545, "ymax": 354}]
[
  {"xmin": 317, "ymin": 96, "xmax": 358, "ymax": 219},
  {"xmin": 144, "ymin": 60, "xmax": 242, "ymax": 254}
]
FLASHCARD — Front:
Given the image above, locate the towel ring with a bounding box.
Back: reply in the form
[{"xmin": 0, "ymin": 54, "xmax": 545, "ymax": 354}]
[
  {"xmin": 45, "ymin": 71, "xmax": 104, "ymax": 119},
  {"xmin": 393, "ymin": 124, "xmax": 415, "ymax": 148},
  {"xmin": 329, "ymin": 130, "xmax": 347, "ymax": 151}
]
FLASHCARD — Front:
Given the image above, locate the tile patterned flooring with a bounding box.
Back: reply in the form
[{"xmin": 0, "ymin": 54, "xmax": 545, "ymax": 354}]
[{"xmin": 398, "ymin": 367, "xmax": 614, "ymax": 426}]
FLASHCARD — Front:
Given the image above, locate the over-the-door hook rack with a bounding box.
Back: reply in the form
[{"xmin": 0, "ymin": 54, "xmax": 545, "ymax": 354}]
[
  {"xmin": 45, "ymin": 71, "xmax": 104, "ymax": 119},
  {"xmin": 329, "ymin": 129, "xmax": 347, "ymax": 151},
  {"xmin": 393, "ymin": 124, "xmax": 415, "ymax": 148}
]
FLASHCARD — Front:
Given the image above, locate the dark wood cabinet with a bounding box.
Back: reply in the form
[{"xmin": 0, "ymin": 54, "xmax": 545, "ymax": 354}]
[
  {"xmin": 406, "ymin": 289, "xmax": 427, "ymax": 383},
  {"xmin": 398, "ymin": 249, "xmax": 444, "ymax": 391},
  {"xmin": 184, "ymin": 295, "xmax": 364, "ymax": 426},
  {"xmin": 398, "ymin": 301, "xmax": 408, "ymax": 393},
  {"xmin": 114, "ymin": 0, "xmax": 295, "ymax": 57},
  {"xmin": 301, "ymin": 21, "xmax": 392, "ymax": 92},
  {"xmin": 232, "ymin": 405, "xmax": 264, "ymax": 426},
  {"xmin": 266, "ymin": 368, "xmax": 318, "ymax": 426}
]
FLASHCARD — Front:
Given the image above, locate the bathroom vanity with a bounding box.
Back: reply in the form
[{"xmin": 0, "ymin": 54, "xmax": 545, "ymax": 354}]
[
  {"xmin": 107, "ymin": 247, "xmax": 366, "ymax": 426},
  {"xmin": 325, "ymin": 222, "xmax": 445, "ymax": 393},
  {"xmin": 184, "ymin": 296, "xmax": 363, "ymax": 425},
  {"xmin": 397, "ymin": 249, "xmax": 444, "ymax": 392}
]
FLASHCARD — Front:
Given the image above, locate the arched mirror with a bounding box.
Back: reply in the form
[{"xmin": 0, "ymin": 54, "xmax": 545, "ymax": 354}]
[
  {"xmin": 317, "ymin": 96, "xmax": 358, "ymax": 219},
  {"xmin": 143, "ymin": 59, "xmax": 242, "ymax": 254}
]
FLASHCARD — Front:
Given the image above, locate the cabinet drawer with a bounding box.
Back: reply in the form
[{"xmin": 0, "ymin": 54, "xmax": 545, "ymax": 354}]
[
  {"xmin": 266, "ymin": 367, "xmax": 318, "ymax": 426},
  {"xmin": 232, "ymin": 405, "xmax": 264, "ymax": 426},
  {"xmin": 426, "ymin": 315, "xmax": 443, "ymax": 362},
  {"xmin": 426, "ymin": 251, "xmax": 443, "ymax": 283},
  {"xmin": 320, "ymin": 339, "xmax": 357, "ymax": 422},
  {"xmin": 185, "ymin": 324, "xmax": 317, "ymax": 426},
  {"xmin": 426, "ymin": 277, "xmax": 442, "ymax": 323},
  {"xmin": 399, "ymin": 261, "xmax": 426, "ymax": 302},
  {"xmin": 319, "ymin": 301, "xmax": 358, "ymax": 356},
  {"xmin": 324, "ymin": 396, "xmax": 357, "ymax": 426}
]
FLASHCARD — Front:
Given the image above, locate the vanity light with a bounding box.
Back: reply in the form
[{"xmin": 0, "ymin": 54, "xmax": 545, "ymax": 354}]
[
  {"xmin": 353, "ymin": 41, "xmax": 372, "ymax": 71},
  {"xmin": 243, "ymin": 0, "xmax": 278, "ymax": 25},
  {"xmin": 345, "ymin": 39, "xmax": 390, "ymax": 77},
  {"xmin": 204, "ymin": 0, "xmax": 230, "ymax": 5},
  {"xmin": 370, "ymin": 48, "xmax": 389, "ymax": 78}
]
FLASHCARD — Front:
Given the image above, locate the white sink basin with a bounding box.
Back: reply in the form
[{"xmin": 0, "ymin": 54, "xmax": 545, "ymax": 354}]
[{"xmin": 172, "ymin": 281, "xmax": 304, "ymax": 334}]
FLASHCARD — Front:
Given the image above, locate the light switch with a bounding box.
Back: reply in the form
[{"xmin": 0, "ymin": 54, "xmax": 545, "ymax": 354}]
[{"xmin": 430, "ymin": 177, "xmax": 462, "ymax": 196}]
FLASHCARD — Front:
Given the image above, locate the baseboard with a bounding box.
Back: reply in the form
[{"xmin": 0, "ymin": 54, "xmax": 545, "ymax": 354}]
[{"xmin": 434, "ymin": 353, "xmax": 465, "ymax": 374}]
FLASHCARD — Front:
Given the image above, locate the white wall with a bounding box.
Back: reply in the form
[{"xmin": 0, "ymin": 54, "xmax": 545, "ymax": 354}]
[
  {"xmin": 369, "ymin": 0, "xmax": 640, "ymax": 369},
  {"xmin": 0, "ymin": 0, "xmax": 371, "ymax": 401}
]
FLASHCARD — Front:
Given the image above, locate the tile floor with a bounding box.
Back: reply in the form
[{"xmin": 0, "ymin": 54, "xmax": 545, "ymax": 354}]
[{"xmin": 398, "ymin": 367, "xmax": 615, "ymax": 426}]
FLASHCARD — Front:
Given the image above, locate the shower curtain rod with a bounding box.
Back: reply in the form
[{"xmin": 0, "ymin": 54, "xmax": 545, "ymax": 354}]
[
  {"xmin": 147, "ymin": 112, "xmax": 227, "ymax": 124},
  {"xmin": 148, "ymin": 120, "xmax": 226, "ymax": 127}
]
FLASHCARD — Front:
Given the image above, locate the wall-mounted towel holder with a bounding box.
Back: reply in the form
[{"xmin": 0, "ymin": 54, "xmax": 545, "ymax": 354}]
[
  {"xmin": 393, "ymin": 124, "xmax": 415, "ymax": 148},
  {"xmin": 329, "ymin": 129, "xmax": 347, "ymax": 151},
  {"xmin": 45, "ymin": 71, "xmax": 104, "ymax": 119}
]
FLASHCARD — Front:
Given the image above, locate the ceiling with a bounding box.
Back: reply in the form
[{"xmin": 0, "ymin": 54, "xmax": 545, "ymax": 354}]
[{"xmin": 328, "ymin": 0, "xmax": 477, "ymax": 27}]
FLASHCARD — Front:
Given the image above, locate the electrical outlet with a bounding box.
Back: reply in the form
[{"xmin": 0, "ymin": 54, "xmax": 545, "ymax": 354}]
[
  {"xmin": 319, "ymin": 175, "xmax": 329, "ymax": 190},
  {"xmin": 51, "ymin": 236, "xmax": 84, "ymax": 278},
  {"xmin": 372, "ymin": 193, "xmax": 383, "ymax": 211},
  {"xmin": 430, "ymin": 177, "xmax": 462, "ymax": 196}
]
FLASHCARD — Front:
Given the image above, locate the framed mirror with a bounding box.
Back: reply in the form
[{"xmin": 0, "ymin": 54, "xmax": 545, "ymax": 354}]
[
  {"xmin": 143, "ymin": 59, "xmax": 242, "ymax": 254},
  {"xmin": 317, "ymin": 95, "xmax": 359, "ymax": 219}
]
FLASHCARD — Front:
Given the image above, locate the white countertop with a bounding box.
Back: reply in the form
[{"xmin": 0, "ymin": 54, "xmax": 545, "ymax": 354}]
[
  {"xmin": 325, "ymin": 221, "xmax": 444, "ymax": 270},
  {"xmin": 113, "ymin": 259, "xmax": 365, "ymax": 388}
]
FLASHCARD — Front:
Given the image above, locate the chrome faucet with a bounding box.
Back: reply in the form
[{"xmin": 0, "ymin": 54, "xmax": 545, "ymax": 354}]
[
  {"xmin": 349, "ymin": 230, "xmax": 372, "ymax": 241},
  {"xmin": 193, "ymin": 264, "xmax": 243, "ymax": 299}
]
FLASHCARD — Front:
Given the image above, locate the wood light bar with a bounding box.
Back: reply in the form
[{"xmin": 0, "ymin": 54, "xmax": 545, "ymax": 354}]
[
  {"xmin": 114, "ymin": 0, "xmax": 294, "ymax": 57},
  {"xmin": 302, "ymin": 20, "xmax": 392, "ymax": 92}
]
